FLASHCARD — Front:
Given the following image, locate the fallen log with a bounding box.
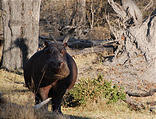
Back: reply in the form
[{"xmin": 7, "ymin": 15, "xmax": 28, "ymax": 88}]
[
  {"xmin": 39, "ymin": 36, "xmax": 118, "ymax": 58},
  {"xmin": 147, "ymin": 101, "xmax": 156, "ymax": 106},
  {"xmin": 39, "ymin": 36, "xmax": 117, "ymax": 49},
  {"xmin": 124, "ymin": 99, "xmax": 145, "ymax": 111},
  {"xmin": 126, "ymin": 89, "xmax": 156, "ymax": 97}
]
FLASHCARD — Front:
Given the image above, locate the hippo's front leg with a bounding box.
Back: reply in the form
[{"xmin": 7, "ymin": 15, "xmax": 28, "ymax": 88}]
[
  {"xmin": 39, "ymin": 85, "xmax": 52, "ymax": 110},
  {"xmin": 49, "ymin": 84, "xmax": 67, "ymax": 114},
  {"xmin": 35, "ymin": 93, "xmax": 42, "ymax": 104}
]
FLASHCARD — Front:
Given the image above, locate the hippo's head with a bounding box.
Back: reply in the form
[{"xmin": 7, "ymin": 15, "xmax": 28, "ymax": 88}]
[{"xmin": 42, "ymin": 41, "xmax": 70, "ymax": 80}]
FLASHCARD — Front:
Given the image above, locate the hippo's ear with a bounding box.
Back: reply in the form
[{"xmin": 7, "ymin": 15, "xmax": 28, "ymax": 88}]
[{"xmin": 63, "ymin": 42, "xmax": 68, "ymax": 48}]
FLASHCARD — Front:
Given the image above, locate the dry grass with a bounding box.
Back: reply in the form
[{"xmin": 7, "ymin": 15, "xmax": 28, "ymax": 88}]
[
  {"xmin": 0, "ymin": 69, "xmax": 70, "ymax": 119},
  {"xmin": 0, "ymin": 69, "xmax": 156, "ymax": 119},
  {"xmin": 64, "ymin": 100, "xmax": 156, "ymax": 119},
  {"xmin": 0, "ymin": 103, "xmax": 70, "ymax": 119}
]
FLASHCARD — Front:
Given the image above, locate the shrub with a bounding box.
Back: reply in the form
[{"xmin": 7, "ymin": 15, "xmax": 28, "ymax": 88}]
[{"xmin": 64, "ymin": 75, "xmax": 126, "ymax": 107}]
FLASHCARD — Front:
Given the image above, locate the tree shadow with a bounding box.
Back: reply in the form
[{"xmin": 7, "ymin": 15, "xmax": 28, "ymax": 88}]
[
  {"xmin": 14, "ymin": 38, "xmax": 28, "ymax": 68},
  {"xmin": 10, "ymin": 89, "xmax": 30, "ymax": 93},
  {"xmin": 0, "ymin": 38, "xmax": 29, "ymax": 69},
  {"xmin": 43, "ymin": 112, "xmax": 92, "ymax": 119},
  {"xmin": 1, "ymin": 89, "xmax": 30, "ymax": 95},
  {"xmin": 65, "ymin": 114, "xmax": 91, "ymax": 119}
]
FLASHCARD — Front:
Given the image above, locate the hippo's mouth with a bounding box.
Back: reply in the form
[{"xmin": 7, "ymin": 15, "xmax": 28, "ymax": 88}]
[
  {"xmin": 54, "ymin": 70, "xmax": 70, "ymax": 79},
  {"xmin": 54, "ymin": 74, "xmax": 67, "ymax": 79},
  {"xmin": 42, "ymin": 69, "xmax": 70, "ymax": 80}
]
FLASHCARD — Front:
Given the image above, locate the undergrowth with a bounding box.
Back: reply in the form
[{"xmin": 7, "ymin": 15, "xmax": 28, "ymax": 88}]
[{"xmin": 64, "ymin": 75, "xmax": 126, "ymax": 107}]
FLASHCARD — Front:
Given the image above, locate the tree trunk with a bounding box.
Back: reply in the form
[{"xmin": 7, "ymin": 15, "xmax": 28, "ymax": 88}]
[
  {"xmin": 90, "ymin": 0, "xmax": 94, "ymax": 29},
  {"xmin": 71, "ymin": 0, "xmax": 86, "ymax": 39},
  {"xmin": 77, "ymin": 0, "xmax": 86, "ymax": 24},
  {"xmin": 1, "ymin": 0, "xmax": 41, "ymax": 71}
]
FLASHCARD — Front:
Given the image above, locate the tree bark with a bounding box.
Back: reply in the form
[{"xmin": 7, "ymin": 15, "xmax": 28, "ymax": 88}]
[{"xmin": 1, "ymin": 0, "xmax": 41, "ymax": 71}]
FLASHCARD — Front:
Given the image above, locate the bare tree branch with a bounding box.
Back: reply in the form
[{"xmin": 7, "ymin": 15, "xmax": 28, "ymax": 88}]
[
  {"xmin": 108, "ymin": 0, "xmax": 127, "ymax": 19},
  {"xmin": 143, "ymin": 0, "xmax": 153, "ymax": 11}
]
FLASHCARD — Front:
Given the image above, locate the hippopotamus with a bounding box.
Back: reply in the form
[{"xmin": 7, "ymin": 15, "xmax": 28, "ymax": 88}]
[{"xmin": 23, "ymin": 40, "xmax": 78, "ymax": 113}]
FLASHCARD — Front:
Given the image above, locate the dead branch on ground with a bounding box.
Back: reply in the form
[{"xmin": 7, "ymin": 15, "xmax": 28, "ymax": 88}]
[{"xmin": 126, "ymin": 89, "xmax": 156, "ymax": 97}]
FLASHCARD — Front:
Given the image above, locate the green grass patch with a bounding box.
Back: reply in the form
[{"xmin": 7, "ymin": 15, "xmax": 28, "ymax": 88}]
[{"xmin": 64, "ymin": 75, "xmax": 126, "ymax": 107}]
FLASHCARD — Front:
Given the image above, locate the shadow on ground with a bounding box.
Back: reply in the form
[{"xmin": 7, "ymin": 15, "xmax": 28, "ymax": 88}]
[{"xmin": 66, "ymin": 114, "xmax": 91, "ymax": 119}]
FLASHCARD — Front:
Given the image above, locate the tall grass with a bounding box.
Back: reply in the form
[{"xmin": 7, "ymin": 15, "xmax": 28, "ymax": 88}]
[{"xmin": 0, "ymin": 95, "xmax": 69, "ymax": 119}]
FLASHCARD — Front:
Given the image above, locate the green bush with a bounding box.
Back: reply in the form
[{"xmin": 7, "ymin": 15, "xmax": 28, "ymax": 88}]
[{"xmin": 64, "ymin": 75, "xmax": 126, "ymax": 107}]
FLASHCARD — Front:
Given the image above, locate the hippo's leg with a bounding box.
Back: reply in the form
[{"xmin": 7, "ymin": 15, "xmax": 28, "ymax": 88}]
[
  {"xmin": 35, "ymin": 93, "xmax": 42, "ymax": 104},
  {"xmin": 51, "ymin": 90, "xmax": 66, "ymax": 114},
  {"xmin": 49, "ymin": 82, "xmax": 67, "ymax": 114},
  {"xmin": 39, "ymin": 85, "xmax": 52, "ymax": 110}
]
